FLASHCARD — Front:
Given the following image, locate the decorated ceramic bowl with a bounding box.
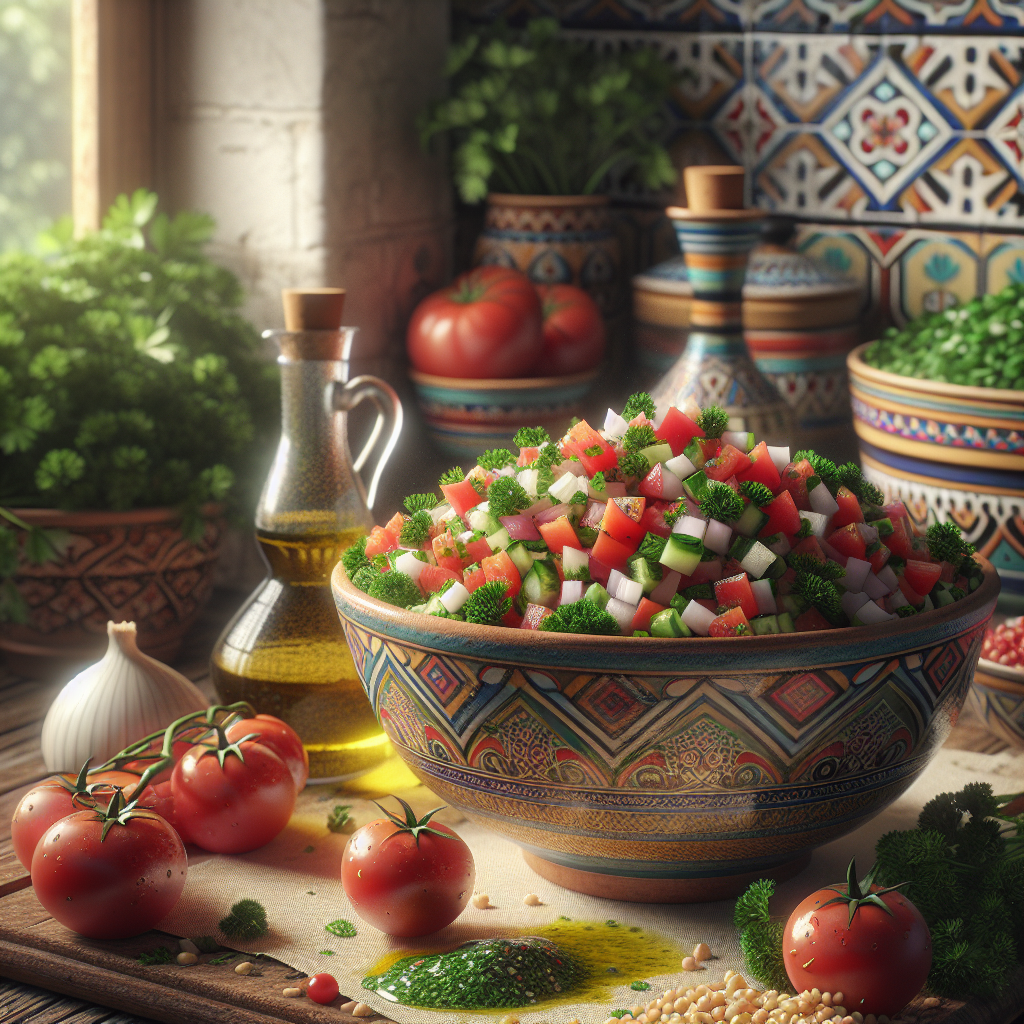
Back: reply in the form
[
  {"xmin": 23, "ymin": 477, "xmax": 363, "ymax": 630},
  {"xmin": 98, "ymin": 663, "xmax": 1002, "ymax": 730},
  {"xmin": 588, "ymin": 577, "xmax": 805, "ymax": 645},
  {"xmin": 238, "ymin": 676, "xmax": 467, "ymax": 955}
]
[
  {"xmin": 408, "ymin": 368, "xmax": 600, "ymax": 460},
  {"xmin": 332, "ymin": 559, "xmax": 998, "ymax": 903},
  {"xmin": 968, "ymin": 658, "xmax": 1024, "ymax": 748},
  {"xmin": 848, "ymin": 345, "xmax": 1024, "ymax": 613}
]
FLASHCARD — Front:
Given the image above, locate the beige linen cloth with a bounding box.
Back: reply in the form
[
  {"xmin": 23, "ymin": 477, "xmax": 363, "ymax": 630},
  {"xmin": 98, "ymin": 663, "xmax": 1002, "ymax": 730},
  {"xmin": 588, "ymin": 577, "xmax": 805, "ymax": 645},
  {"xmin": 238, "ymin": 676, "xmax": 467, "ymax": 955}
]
[{"xmin": 159, "ymin": 748, "xmax": 1024, "ymax": 1024}]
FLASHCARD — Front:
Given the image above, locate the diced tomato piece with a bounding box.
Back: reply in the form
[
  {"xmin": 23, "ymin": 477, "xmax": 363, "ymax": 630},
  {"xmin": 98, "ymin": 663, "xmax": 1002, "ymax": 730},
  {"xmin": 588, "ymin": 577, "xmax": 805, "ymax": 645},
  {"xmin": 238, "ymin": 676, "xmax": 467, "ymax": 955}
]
[
  {"xmin": 591, "ymin": 530, "xmax": 636, "ymax": 571},
  {"xmin": 440, "ymin": 479, "xmax": 483, "ymax": 520},
  {"xmin": 363, "ymin": 525, "xmax": 392, "ymax": 558},
  {"xmin": 605, "ymin": 481, "xmax": 627, "ymax": 498},
  {"xmin": 639, "ymin": 500, "xmax": 674, "ymax": 539},
  {"xmin": 697, "ymin": 437, "xmax": 721, "ymax": 462},
  {"xmin": 501, "ymin": 606, "xmax": 523, "ymax": 628},
  {"xmin": 517, "ymin": 446, "xmax": 541, "ymax": 467},
  {"xmin": 463, "ymin": 537, "xmax": 493, "ymax": 566},
  {"xmin": 638, "ymin": 463, "xmax": 674, "ymax": 500},
  {"xmin": 601, "ymin": 496, "xmax": 647, "ymax": 547},
  {"xmin": 463, "ymin": 565, "xmax": 487, "ymax": 592},
  {"xmin": 383, "ymin": 512, "xmax": 405, "ymax": 545},
  {"xmin": 779, "ymin": 459, "xmax": 814, "ymax": 511},
  {"xmin": 737, "ymin": 441, "xmax": 782, "ymax": 492},
  {"xmin": 655, "ymin": 407, "xmax": 704, "ymax": 456},
  {"xmin": 898, "ymin": 578, "xmax": 927, "ymax": 607},
  {"xmin": 795, "ymin": 607, "xmax": 834, "ymax": 631},
  {"xmin": 867, "ymin": 543, "xmax": 891, "ymax": 574},
  {"xmin": 904, "ymin": 558, "xmax": 941, "ymax": 595},
  {"xmin": 939, "ymin": 560, "xmax": 956, "ymax": 583},
  {"xmin": 886, "ymin": 517, "xmax": 915, "ymax": 560},
  {"xmin": 831, "ymin": 486, "xmax": 865, "ymax": 529},
  {"xmin": 482, "ymin": 550, "xmax": 521, "ymax": 600},
  {"xmin": 828, "ymin": 523, "xmax": 867, "ymax": 561},
  {"xmin": 538, "ymin": 515, "xmax": 583, "ymax": 555},
  {"xmin": 704, "ymin": 444, "xmax": 752, "ymax": 482},
  {"xmin": 709, "ymin": 605, "xmax": 751, "ymax": 637},
  {"xmin": 630, "ymin": 598, "xmax": 667, "ymax": 635},
  {"xmin": 588, "ymin": 553, "xmax": 612, "ymax": 585},
  {"xmin": 431, "ymin": 530, "xmax": 464, "ymax": 573},
  {"xmin": 714, "ymin": 573, "xmax": 759, "ymax": 620},
  {"xmin": 759, "ymin": 490, "xmax": 802, "ymax": 538},
  {"xmin": 883, "ymin": 500, "xmax": 909, "ymax": 521},
  {"xmin": 417, "ymin": 564, "xmax": 461, "ymax": 595},
  {"xmin": 689, "ymin": 558, "xmax": 723, "ymax": 584},
  {"xmin": 788, "ymin": 535, "xmax": 827, "ymax": 562},
  {"xmin": 520, "ymin": 603, "xmax": 554, "ymax": 630},
  {"xmin": 566, "ymin": 420, "xmax": 618, "ymax": 475}
]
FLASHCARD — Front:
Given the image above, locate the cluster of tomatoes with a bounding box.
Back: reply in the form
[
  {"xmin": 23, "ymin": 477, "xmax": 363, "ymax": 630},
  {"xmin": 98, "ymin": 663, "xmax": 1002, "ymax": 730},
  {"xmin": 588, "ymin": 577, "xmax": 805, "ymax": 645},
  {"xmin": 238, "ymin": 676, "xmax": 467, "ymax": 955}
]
[
  {"xmin": 11, "ymin": 706, "xmax": 307, "ymax": 940},
  {"xmin": 406, "ymin": 266, "xmax": 605, "ymax": 379},
  {"xmin": 981, "ymin": 617, "xmax": 1024, "ymax": 669}
]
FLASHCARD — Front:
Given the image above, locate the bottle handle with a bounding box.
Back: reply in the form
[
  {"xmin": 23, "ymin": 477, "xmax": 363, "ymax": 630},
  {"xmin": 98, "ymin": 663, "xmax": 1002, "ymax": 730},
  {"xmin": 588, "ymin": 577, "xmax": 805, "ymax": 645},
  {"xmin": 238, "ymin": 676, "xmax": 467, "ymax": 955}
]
[{"xmin": 333, "ymin": 375, "xmax": 403, "ymax": 512}]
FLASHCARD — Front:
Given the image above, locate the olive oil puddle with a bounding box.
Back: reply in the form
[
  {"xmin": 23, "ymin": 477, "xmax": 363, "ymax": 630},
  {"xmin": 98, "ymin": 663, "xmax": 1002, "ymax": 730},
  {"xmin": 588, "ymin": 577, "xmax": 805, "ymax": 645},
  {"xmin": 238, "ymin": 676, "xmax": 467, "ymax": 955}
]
[{"xmin": 362, "ymin": 918, "xmax": 682, "ymax": 1013}]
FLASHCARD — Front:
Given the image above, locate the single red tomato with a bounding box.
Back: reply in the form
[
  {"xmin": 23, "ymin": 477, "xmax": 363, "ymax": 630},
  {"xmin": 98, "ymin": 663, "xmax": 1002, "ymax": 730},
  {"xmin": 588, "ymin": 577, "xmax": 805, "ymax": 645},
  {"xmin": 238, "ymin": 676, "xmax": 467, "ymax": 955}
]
[
  {"xmin": 225, "ymin": 714, "xmax": 308, "ymax": 793},
  {"xmin": 406, "ymin": 266, "xmax": 542, "ymax": 379},
  {"xmin": 784, "ymin": 859, "xmax": 931, "ymax": 1017},
  {"xmin": 122, "ymin": 738, "xmax": 197, "ymax": 833},
  {"xmin": 306, "ymin": 973, "xmax": 340, "ymax": 1004},
  {"xmin": 532, "ymin": 284, "xmax": 605, "ymax": 375},
  {"xmin": 31, "ymin": 793, "xmax": 187, "ymax": 939},
  {"xmin": 11, "ymin": 767, "xmax": 139, "ymax": 870},
  {"xmin": 170, "ymin": 731, "xmax": 296, "ymax": 854},
  {"xmin": 341, "ymin": 797, "xmax": 475, "ymax": 938}
]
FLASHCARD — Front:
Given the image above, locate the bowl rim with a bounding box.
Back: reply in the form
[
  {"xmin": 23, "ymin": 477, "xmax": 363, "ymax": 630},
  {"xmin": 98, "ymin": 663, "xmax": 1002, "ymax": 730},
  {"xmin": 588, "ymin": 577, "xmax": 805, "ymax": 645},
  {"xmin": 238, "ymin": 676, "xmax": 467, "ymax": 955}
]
[
  {"xmin": 848, "ymin": 343, "xmax": 1024, "ymax": 407},
  {"xmin": 977, "ymin": 657, "xmax": 1024, "ymax": 685},
  {"xmin": 408, "ymin": 367, "xmax": 601, "ymax": 391},
  {"xmin": 332, "ymin": 555, "xmax": 1000, "ymax": 661}
]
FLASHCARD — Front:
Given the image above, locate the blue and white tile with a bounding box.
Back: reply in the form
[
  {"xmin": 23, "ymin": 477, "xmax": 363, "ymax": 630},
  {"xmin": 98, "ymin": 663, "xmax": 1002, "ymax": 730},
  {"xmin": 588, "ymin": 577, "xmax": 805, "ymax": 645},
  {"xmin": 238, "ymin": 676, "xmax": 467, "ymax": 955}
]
[
  {"xmin": 982, "ymin": 233, "xmax": 1024, "ymax": 293},
  {"xmin": 753, "ymin": 0, "xmax": 1024, "ymax": 33}
]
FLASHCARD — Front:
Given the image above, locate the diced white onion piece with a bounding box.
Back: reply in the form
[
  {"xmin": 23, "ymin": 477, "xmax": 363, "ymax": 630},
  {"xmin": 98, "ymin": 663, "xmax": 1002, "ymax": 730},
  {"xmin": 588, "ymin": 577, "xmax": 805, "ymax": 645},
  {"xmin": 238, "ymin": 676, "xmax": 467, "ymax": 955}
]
[
  {"xmin": 799, "ymin": 510, "xmax": 830, "ymax": 538},
  {"xmin": 841, "ymin": 590, "xmax": 871, "ymax": 619},
  {"xmin": 739, "ymin": 541, "xmax": 775, "ymax": 579},
  {"xmin": 858, "ymin": 523, "xmax": 879, "ymax": 544},
  {"xmin": 750, "ymin": 578, "xmax": 776, "ymax": 615},
  {"xmin": 616, "ymin": 577, "xmax": 643, "ymax": 606},
  {"xmin": 603, "ymin": 408, "xmax": 629, "ymax": 439},
  {"xmin": 607, "ymin": 569, "xmax": 628, "ymax": 598},
  {"xmin": 560, "ymin": 580, "xmax": 584, "ymax": 606},
  {"xmin": 674, "ymin": 515, "xmax": 707, "ymax": 541},
  {"xmin": 457, "ymin": 530, "xmax": 474, "ymax": 545},
  {"xmin": 497, "ymin": 465, "xmax": 516, "ymax": 477},
  {"xmin": 547, "ymin": 472, "xmax": 578, "ymax": 504},
  {"xmin": 765, "ymin": 533, "xmax": 791, "ymax": 556},
  {"xmin": 605, "ymin": 597, "xmax": 635, "ymax": 633},
  {"xmin": 888, "ymin": 588, "xmax": 911, "ymax": 611},
  {"xmin": 561, "ymin": 546, "xmax": 589, "ymax": 578},
  {"xmin": 517, "ymin": 468, "xmax": 539, "ymax": 497},
  {"xmin": 853, "ymin": 600, "xmax": 895, "ymax": 625},
  {"xmin": 809, "ymin": 483, "xmax": 840, "ymax": 519},
  {"xmin": 665, "ymin": 453, "xmax": 697, "ymax": 480},
  {"xmin": 681, "ymin": 601, "xmax": 716, "ymax": 636},
  {"xmin": 842, "ymin": 557, "xmax": 872, "ymax": 593},
  {"xmin": 394, "ymin": 550, "xmax": 427, "ymax": 582},
  {"xmin": 767, "ymin": 445, "xmax": 790, "ymax": 472},
  {"xmin": 657, "ymin": 469, "xmax": 684, "ymax": 500},
  {"xmin": 877, "ymin": 565, "xmax": 900, "ymax": 593},
  {"xmin": 649, "ymin": 569, "xmax": 681, "ymax": 606},
  {"xmin": 703, "ymin": 518, "xmax": 733, "ymax": 556},
  {"xmin": 722, "ymin": 430, "xmax": 752, "ymax": 451},
  {"xmin": 428, "ymin": 503, "xmax": 453, "ymax": 525},
  {"xmin": 862, "ymin": 572, "xmax": 889, "ymax": 599},
  {"xmin": 441, "ymin": 582, "xmax": 470, "ymax": 612}
]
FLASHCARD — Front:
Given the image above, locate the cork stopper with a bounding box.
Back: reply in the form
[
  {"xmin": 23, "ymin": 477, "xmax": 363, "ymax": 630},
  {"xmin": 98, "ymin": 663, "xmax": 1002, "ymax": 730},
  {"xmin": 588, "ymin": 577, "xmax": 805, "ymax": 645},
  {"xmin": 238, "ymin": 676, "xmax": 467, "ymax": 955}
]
[
  {"xmin": 279, "ymin": 288, "xmax": 347, "ymax": 361},
  {"xmin": 683, "ymin": 166, "xmax": 745, "ymax": 214}
]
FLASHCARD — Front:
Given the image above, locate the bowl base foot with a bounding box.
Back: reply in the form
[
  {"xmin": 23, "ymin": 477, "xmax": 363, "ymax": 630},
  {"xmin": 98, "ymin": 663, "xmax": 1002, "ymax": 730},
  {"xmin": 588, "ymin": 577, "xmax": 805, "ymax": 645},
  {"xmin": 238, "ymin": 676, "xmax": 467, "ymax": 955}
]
[{"xmin": 522, "ymin": 849, "xmax": 812, "ymax": 904}]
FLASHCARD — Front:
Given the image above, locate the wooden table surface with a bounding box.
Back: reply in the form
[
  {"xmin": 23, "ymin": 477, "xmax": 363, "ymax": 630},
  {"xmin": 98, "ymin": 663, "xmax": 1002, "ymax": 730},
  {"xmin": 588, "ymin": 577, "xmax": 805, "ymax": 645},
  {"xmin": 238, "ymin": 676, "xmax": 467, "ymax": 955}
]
[{"xmin": 0, "ymin": 590, "xmax": 1017, "ymax": 1024}]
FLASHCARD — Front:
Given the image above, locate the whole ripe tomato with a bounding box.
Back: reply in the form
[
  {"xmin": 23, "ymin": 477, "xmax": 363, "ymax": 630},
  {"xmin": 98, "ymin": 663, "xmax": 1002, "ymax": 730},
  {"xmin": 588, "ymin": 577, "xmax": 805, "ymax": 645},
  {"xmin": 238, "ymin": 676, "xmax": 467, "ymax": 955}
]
[
  {"xmin": 406, "ymin": 266, "xmax": 542, "ymax": 379},
  {"xmin": 170, "ymin": 729, "xmax": 296, "ymax": 854},
  {"xmin": 225, "ymin": 714, "xmax": 308, "ymax": 793},
  {"xmin": 31, "ymin": 793, "xmax": 187, "ymax": 939},
  {"xmin": 11, "ymin": 767, "xmax": 139, "ymax": 870},
  {"xmin": 784, "ymin": 860, "xmax": 931, "ymax": 1017},
  {"xmin": 341, "ymin": 797, "xmax": 475, "ymax": 938},
  {"xmin": 306, "ymin": 973, "xmax": 340, "ymax": 1004},
  {"xmin": 532, "ymin": 284, "xmax": 605, "ymax": 375}
]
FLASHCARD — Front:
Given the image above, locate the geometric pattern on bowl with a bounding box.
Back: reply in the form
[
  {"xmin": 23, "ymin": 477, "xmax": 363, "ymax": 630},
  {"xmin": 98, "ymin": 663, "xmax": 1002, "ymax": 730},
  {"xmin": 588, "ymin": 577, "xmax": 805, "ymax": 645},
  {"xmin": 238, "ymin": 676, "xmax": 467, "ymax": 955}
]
[{"xmin": 333, "ymin": 562, "xmax": 998, "ymax": 891}]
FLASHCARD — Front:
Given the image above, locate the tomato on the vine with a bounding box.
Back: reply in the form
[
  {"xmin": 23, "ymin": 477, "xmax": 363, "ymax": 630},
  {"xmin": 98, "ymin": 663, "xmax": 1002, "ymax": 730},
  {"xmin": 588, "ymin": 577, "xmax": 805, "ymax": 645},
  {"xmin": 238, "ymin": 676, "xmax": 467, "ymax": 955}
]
[
  {"xmin": 532, "ymin": 283, "xmax": 605, "ymax": 376},
  {"xmin": 341, "ymin": 797, "xmax": 475, "ymax": 938},
  {"xmin": 225, "ymin": 714, "xmax": 308, "ymax": 793},
  {"xmin": 31, "ymin": 790, "xmax": 187, "ymax": 939},
  {"xmin": 170, "ymin": 726, "xmax": 296, "ymax": 854},
  {"xmin": 783, "ymin": 859, "xmax": 931, "ymax": 1017}
]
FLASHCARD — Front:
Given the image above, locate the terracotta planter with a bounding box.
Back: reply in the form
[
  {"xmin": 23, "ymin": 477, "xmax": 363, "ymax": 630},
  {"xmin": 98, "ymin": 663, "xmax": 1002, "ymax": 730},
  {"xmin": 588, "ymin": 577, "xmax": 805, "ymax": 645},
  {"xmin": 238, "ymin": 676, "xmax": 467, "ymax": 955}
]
[
  {"xmin": 473, "ymin": 193, "xmax": 622, "ymax": 318},
  {"xmin": 1, "ymin": 506, "xmax": 224, "ymax": 678}
]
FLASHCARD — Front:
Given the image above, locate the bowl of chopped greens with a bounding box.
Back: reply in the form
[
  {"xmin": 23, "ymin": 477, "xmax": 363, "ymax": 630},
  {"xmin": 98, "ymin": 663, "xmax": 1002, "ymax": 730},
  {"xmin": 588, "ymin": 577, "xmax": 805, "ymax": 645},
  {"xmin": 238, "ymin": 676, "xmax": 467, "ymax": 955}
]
[
  {"xmin": 332, "ymin": 394, "xmax": 1000, "ymax": 902},
  {"xmin": 849, "ymin": 284, "xmax": 1024, "ymax": 611}
]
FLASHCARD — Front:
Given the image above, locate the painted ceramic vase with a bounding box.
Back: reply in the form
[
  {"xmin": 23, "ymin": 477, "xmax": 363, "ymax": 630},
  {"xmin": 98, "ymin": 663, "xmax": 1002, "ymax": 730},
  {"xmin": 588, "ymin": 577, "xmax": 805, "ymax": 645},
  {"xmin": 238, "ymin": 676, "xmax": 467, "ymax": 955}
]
[
  {"xmin": 848, "ymin": 345, "xmax": 1024, "ymax": 614},
  {"xmin": 652, "ymin": 169, "xmax": 792, "ymax": 444},
  {"xmin": 332, "ymin": 559, "xmax": 998, "ymax": 903},
  {"xmin": 967, "ymin": 659, "xmax": 1024, "ymax": 748},
  {"xmin": 473, "ymin": 194, "xmax": 622, "ymax": 317},
  {"xmin": 409, "ymin": 368, "xmax": 600, "ymax": 460}
]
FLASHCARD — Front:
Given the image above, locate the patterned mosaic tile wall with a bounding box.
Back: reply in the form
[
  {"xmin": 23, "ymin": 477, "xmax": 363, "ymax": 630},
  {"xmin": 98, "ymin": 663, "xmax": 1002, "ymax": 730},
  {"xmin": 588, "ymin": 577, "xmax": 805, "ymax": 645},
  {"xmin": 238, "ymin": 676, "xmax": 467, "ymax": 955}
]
[{"xmin": 455, "ymin": 0, "xmax": 1024, "ymax": 326}]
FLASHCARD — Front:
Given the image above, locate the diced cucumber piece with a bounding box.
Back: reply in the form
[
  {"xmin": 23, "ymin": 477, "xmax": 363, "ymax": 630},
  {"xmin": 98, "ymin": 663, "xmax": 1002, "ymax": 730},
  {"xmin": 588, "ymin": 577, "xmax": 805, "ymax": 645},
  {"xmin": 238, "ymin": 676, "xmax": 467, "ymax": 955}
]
[
  {"xmin": 585, "ymin": 582, "xmax": 610, "ymax": 610},
  {"xmin": 729, "ymin": 535, "xmax": 754, "ymax": 562},
  {"xmin": 777, "ymin": 611, "xmax": 795, "ymax": 633},
  {"xmin": 764, "ymin": 555, "xmax": 788, "ymax": 580},
  {"xmin": 505, "ymin": 541, "xmax": 534, "ymax": 577},
  {"xmin": 673, "ymin": 515, "xmax": 707, "ymax": 540},
  {"xmin": 641, "ymin": 442, "xmax": 674, "ymax": 467},
  {"xmin": 660, "ymin": 533, "xmax": 704, "ymax": 576},
  {"xmin": 576, "ymin": 525, "xmax": 599, "ymax": 547},
  {"xmin": 650, "ymin": 608, "xmax": 692, "ymax": 638},
  {"xmin": 734, "ymin": 503, "xmax": 769, "ymax": 538},
  {"xmin": 703, "ymin": 518, "xmax": 733, "ymax": 556},
  {"xmin": 873, "ymin": 517, "xmax": 894, "ymax": 537},
  {"xmin": 485, "ymin": 527, "xmax": 512, "ymax": 552},
  {"xmin": 518, "ymin": 559, "xmax": 560, "ymax": 611},
  {"xmin": 683, "ymin": 437, "xmax": 706, "ymax": 469},
  {"xmin": 750, "ymin": 578, "xmax": 776, "ymax": 615},
  {"xmin": 780, "ymin": 594, "xmax": 808, "ymax": 614},
  {"xmin": 683, "ymin": 470, "xmax": 710, "ymax": 501},
  {"xmin": 934, "ymin": 587, "xmax": 956, "ymax": 608},
  {"xmin": 680, "ymin": 600, "xmax": 716, "ymax": 636},
  {"xmin": 798, "ymin": 510, "xmax": 830, "ymax": 538},
  {"xmin": 630, "ymin": 557, "xmax": 662, "ymax": 596},
  {"xmin": 739, "ymin": 540, "xmax": 775, "ymax": 579},
  {"xmin": 468, "ymin": 507, "xmax": 503, "ymax": 536},
  {"xmin": 561, "ymin": 545, "xmax": 590, "ymax": 580},
  {"xmin": 751, "ymin": 614, "xmax": 780, "ymax": 635},
  {"xmin": 423, "ymin": 593, "xmax": 450, "ymax": 616},
  {"xmin": 722, "ymin": 430, "xmax": 755, "ymax": 451},
  {"xmin": 665, "ymin": 453, "xmax": 697, "ymax": 481}
]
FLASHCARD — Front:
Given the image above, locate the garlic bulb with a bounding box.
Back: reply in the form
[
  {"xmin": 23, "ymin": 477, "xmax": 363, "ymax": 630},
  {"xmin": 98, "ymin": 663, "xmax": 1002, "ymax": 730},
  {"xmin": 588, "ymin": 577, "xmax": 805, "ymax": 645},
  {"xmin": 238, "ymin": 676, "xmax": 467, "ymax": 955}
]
[{"xmin": 41, "ymin": 620, "xmax": 209, "ymax": 772}]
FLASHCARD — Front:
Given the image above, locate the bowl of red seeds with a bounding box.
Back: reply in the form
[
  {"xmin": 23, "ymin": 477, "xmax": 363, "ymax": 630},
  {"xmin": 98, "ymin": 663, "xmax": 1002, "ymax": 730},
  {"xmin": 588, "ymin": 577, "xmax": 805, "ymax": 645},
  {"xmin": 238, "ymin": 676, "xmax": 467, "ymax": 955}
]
[{"xmin": 969, "ymin": 617, "xmax": 1024, "ymax": 747}]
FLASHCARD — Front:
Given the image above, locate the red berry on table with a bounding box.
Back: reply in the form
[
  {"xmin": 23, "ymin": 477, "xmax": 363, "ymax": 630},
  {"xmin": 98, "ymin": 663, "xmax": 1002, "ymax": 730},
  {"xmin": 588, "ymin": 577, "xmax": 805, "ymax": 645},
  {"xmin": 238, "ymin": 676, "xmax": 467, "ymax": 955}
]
[{"xmin": 306, "ymin": 973, "xmax": 340, "ymax": 1004}]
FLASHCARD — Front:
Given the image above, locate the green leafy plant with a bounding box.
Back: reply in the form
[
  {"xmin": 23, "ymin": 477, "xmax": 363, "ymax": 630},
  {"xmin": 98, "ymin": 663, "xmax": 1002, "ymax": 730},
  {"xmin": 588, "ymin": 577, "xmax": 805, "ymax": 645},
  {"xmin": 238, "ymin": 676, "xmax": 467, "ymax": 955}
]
[
  {"xmin": 0, "ymin": 190, "xmax": 278, "ymax": 537},
  {"xmin": 0, "ymin": 506, "xmax": 70, "ymax": 622},
  {"xmin": 421, "ymin": 18, "xmax": 678, "ymax": 201},
  {"xmin": 219, "ymin": 899, "xmax": 269, "ymax": 940}
]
